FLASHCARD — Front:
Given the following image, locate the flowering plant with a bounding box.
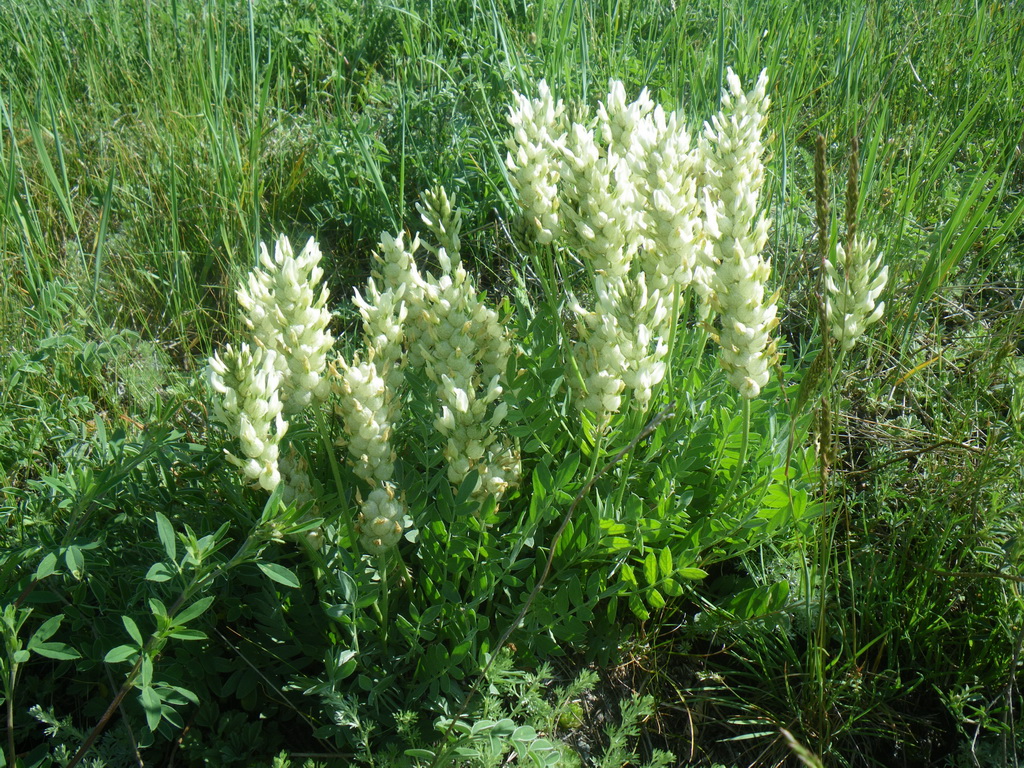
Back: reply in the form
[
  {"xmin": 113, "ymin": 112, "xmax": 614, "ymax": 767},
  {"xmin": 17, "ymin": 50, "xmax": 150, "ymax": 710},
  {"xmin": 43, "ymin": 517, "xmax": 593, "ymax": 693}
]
[{"xmin": 201, "ymin": 69, "xmax": 889, "ymax": 718}]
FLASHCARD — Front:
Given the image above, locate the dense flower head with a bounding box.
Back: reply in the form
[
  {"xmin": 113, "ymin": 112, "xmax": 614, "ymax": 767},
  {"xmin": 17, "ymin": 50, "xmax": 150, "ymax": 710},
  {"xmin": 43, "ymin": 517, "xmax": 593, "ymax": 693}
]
[
  {"xmin": 702, "ymin": 69, "xmax": 778, "ymax": 398},
  {"xmin": 336, "ymin": 191, "xmax": 520, "ymax": 511},
  {"xmin": 572, "ymin": 304, "xmax": 628, "ymax": 423},
  {"xmin": 236, "ymin": 235, "xmax": 334, "ymax": 414},
  {"xmin": 207, "ymin": 343, "xmax": 288, "ymax": 490},
  {"xmin": 559, "ymin": 123, "xmax": 644, "ymax": 278},
  {"xmin": 608, "ymin": 275, "xmax": 670, "ymax": 408},
  {"xmin": 356, "ymin": 484, "xmax": 407, "ymax": 554},
  {"xmin": 391, "ymin": 188, "xmax": 520, "ymax": 499},
  {"xmin": 825, "ymin": 235, "xmax": 888, "ymax": 350},
  {"xmin": 597, "ymin": 80, "xmax": 655, "ymax": 176},
  {"xmin": 374, "ymin": 231, "xmax": 429, "ymax": 369},
  {"xmin": 332, "ymin": 354, "xmax": 398, "ymax": 484},
  {"xmin": 701, "ymin": 69, "xmax": 770, "ymax": 227},
  {"xmin": 636, "ymin": 106, "xmax": 702, "ymax": 293},
  {"xmin": 505, "ymin": 80, "xmax": 566, "ymax": 244},
  {"xmin": 417, "ymin": 185, "xmax": 463, "ymax": 258},
  {"xmin": 353, "ymin": 278, "xmax": 407, "ymax": 392},
  {"xmin": 416, "ymin": 242, "xmax": 519, "ymax": 499},
  {"xmin": 571, "ymin": 273, "xmax": 671, "ymax": 423}
]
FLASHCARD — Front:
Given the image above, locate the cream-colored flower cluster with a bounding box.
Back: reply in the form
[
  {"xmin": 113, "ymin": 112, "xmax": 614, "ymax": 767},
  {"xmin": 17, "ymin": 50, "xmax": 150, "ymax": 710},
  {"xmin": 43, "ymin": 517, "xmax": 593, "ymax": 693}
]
[
  {"xmin": 334, "ymin": 231, "xmax": 414, "ymax": 486},
  {"xmin": 333, "ymin": 356, "xmax": 399, "ymax": 484},
  {"xmin": 507, "ymin": 71, "xmax": 780, "ymax": 406},
  {"xmin": 356, "ymin": 485, "xmax": 406, "ymax": 554},
  {"xmin": 370, "ymin": 192, "xmax": 520, "ymax": 501},
  {"xmin": 505, "ymin": 80, "xmax": 566, "ymax": 244},
  {"xmin": 208, "ymin": 235, "xmax": 334, "ymax": 493},
  {"xmin": 236, "ymin": 235, "xmax": 335, "ymax": 414},
  {"xmin": 332, "ymin": 243, "xmax": 410, "ymax": 553},
  {"xmin": 208, "ymin": 343, "xmax": 287, "ymax": 491},
  {"xmin": 572, "ymin": 275, "xmax": 669, "ymax": 421},
  {"xmin": 560, "ymin": 121, "xmax": 644, "ymax": 278},
  {"xmin": 701, "ymin": 69, "xmax": 778, "ymax": 399},
  {"xmin": 376, "ymin": 231, "xmax": 429, "ymax": 369},
  {"xmin": 424, "ymin": 251, "xmax": 519, "ymax": 499},
  {"xmin": 331, "ymin": 189, "xmax": 519, "ymax": 553},
  {"xmin": 825, "ymin": 234, "xmax": 888, "ymax": 351},
  {"xmin": 637, "ymin": 107, "xmax": 702, "ymax": 293},
  {"xmin": 507, "ymin": 80, "xmax": 697, "ymax": 424},
  {"xmin": 414, "ymin": 190, "xmax": 520, "ymax": 500}
]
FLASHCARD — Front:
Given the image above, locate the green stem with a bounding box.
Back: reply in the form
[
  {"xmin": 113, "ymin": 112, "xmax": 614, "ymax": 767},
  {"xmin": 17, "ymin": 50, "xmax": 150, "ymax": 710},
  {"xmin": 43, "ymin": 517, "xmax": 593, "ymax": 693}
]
[
  {"xmin": 722, "ymin": 397, "xmax": 752, "ymax": 504},
  {"xmin": 318, "ymin": 408, "xmax": 357, "ymax": 548},
  {"xmin": 581, "ymin": 430, "xmax": 608, "ymax": 549},
  {"xmin": 6, "ymin": 659, "xmax": 16, "ymax": 768},
  {"xmin": 664, "ymin": 284, "xmax": 684, "ymax": 395},
  {"xmin": 377, "ymin": 551, "xmax": 390, "ymax": 649}
]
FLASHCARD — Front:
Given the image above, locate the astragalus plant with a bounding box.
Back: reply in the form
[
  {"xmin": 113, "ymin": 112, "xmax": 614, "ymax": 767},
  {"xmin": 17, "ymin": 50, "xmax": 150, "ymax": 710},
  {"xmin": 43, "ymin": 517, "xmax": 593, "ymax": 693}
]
[
  {"xmin": 824, "ymin": 234, "xmax": 889, "ymax": 352},
  {"xmin": 202, "ymin": 67, "xmax": 889, "ymax": 746}
]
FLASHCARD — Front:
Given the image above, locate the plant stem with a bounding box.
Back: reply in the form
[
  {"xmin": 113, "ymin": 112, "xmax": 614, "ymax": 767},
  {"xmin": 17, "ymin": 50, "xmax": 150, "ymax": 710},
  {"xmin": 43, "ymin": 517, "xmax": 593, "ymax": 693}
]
[
  {"xmin": 722, "ymin": 396, "xmax": 752, "ymax": 504},
  {"xmin": 7, "ymin": 662, "xmax": 15, "ymax": 768},
  {"xmin": 318, "ymin": 408, "xmax": 358, "ymax": 547},
  {"xmin": 377, "ymin": 551, "xmax": 390, "ymax": 648}
]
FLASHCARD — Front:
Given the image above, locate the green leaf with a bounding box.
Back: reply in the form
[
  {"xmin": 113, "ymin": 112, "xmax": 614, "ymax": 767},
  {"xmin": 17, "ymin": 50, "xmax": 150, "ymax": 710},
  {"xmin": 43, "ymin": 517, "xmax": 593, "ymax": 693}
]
[
  {"xmin": 628, "ymin": 594, "xmax": 650, "ymax": 621},
  {"xmin": 662, "ymin": 577, "xmax": 683, "ymax": 597},
  {"xmin": 257, "ymin": 562, "xmax": 300, "ymax": 589},
  {"xmin": 29, "ymin": 614, "xmax": 63, "ymax": 644},
  {"xmin": 259, "ymin": 484, "xmax": 284, "ymax": 525},
  {"xmin": 30, "ymin": 641, "xmax": 81, "ymax": 660},
  {"xmin": 620, "ymin": 564, "xmax": 637, "ymax": 587},
  {"xmin": 643, "ymin": 552, "xmax": 658, "ymax": 586},
  {"xmin": 471, "ymin": 719, "xmax": 496, "ymax": 735},
  {"xmin": 492, "ymin": 719, "xmax": 516, "ymax": 736},
  {"xmin": 122, "ymin": 616, "xmax": 144, "ymax": 646},
  {"xmin": 34, "ymin": 552, "xmax": 58, "ymax": 581},
  {"xmin": 104, "ymin": 645, "xmax": 138, "ymax": 663},
  {"xmin": 140, "ymin": 685, "xmax": 162, "ymax": 731},
  {"xmin": 405, "ymin": 750, "xmax": 436, "ymax": 759},
  {"xmin": 64, "ymin": 545, "xmax": 85, "ymax": 580},
  {"xmin": 168, "ymin": 629, "xmax": 208, "ymax": 641},
  {"xmin": 145, "ymin": 562, "xmax": 173, "ymax": 582},
  {"xmin": 174, "ymin": 596, "xmax": 215, "ymax": 625},
  {"xmin": 148, "ymin": 598, "xmax": 168, "ymax": 619},
  {"xmin": 155, "ymin": 512, "xmax": 176, "ymax": 561},
  {"xmin": 512, "ymin": 725, "xmax": 538, "ymax": 741},
  {"xmin": 533, "ymin": 461, "xmax": 553, "ymax": 497},
  {"xmin": 723, "ymin": 581, "xmax": 791, "ymax": 620},
  {"xmin": 554, "ymin": 452, "xmax": 580, "ymax": 487},
  {"xmin": 658, "ymin": 546, "xmax": 674, "ymax": 579},
  {"xmin": 455, "ymin": 470, "xmax": 481, "ymax": 506},
  {"xmin": 678, "ymin": 567, "xmax": 708, "ymax": 580},
  {"xmin": 140, "ymin": 655, "xmax": 154, "ymax": 687},
  {"xmin": 647, "ymin": 588, "xmax": 666, "ymax": 610}
]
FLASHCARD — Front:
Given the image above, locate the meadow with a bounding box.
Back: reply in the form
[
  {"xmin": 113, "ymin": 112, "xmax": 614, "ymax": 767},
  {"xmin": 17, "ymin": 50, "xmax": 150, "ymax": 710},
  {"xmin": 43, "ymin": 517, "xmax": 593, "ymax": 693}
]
[{"xmin": 1, "ymin": 0, "xmax": 1023, "ymax": 766}]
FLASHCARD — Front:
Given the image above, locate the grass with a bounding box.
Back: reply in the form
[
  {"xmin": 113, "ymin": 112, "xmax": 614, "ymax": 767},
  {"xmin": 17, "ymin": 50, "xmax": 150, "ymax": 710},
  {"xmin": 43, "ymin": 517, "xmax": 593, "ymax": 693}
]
[{"xmin": 1, "ymin": 0, "xmax": 1023, "ymax": 766}]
